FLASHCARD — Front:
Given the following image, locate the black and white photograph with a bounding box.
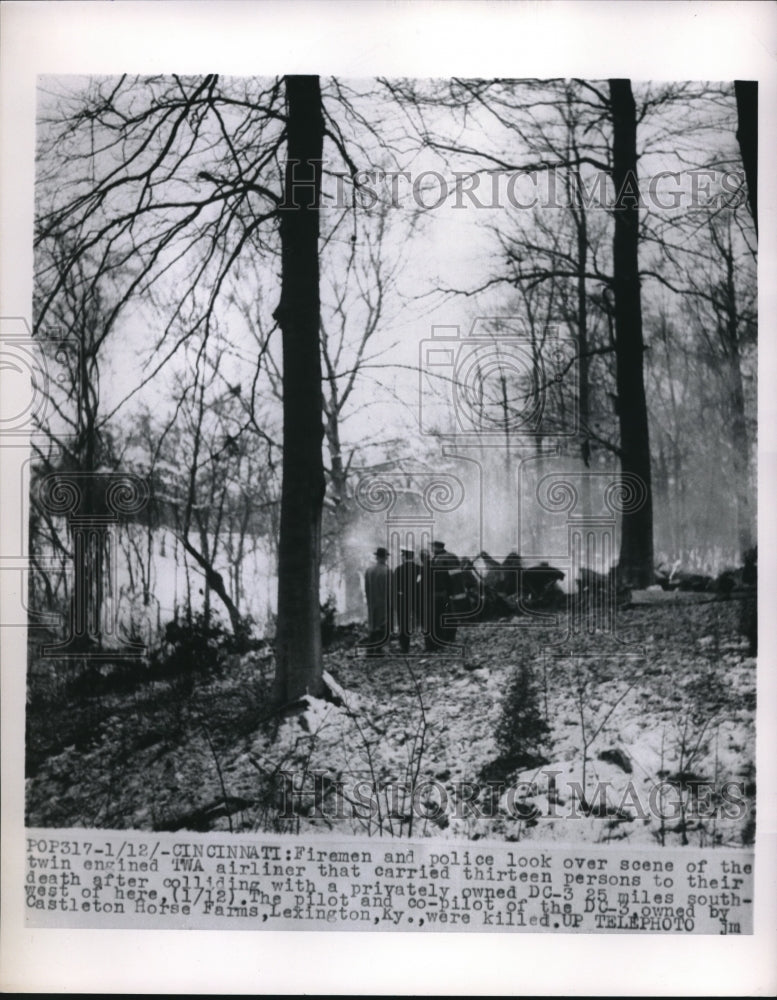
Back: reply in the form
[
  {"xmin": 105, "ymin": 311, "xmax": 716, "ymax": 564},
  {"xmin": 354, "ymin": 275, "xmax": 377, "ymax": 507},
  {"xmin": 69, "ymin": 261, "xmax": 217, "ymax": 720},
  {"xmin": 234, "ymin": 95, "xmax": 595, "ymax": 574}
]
[
  {"xmin": 1, "ymin": 1, "xmax": 775, "ymax": 994},
  {"xmin": 23, "ymin": 70, "xmax": 760, "ymax": 844}
]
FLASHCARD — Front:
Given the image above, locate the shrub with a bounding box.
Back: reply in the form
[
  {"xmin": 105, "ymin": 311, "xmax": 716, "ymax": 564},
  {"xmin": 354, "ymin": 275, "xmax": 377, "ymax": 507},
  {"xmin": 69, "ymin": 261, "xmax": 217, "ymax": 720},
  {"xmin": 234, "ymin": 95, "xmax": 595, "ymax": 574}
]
[
  {"xmin": 495, "ymin": 661, "xmax": 552, "ymax": 766},
  {"xmin": 155, "ymin": 611, "xmax": 258, "ymax": 679}
]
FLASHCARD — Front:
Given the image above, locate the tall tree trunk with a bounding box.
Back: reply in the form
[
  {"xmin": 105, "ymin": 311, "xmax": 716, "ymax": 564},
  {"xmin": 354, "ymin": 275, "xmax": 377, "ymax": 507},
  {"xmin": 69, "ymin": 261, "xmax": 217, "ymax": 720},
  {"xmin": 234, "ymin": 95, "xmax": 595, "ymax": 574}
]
[
  {"xmin": 609, "ymin": 79, "xmax": 654, "ymax": 587},
  {"xmin": 574, "ymin": 196, "xmax": 593, "ymax": 521},
  {"xmin": 734, "ymin": 81, "xmax": 758, "ymax": 236},
  {"xmin": 273, "ymin": 75, "xmax": 326, "ymax": 703}
]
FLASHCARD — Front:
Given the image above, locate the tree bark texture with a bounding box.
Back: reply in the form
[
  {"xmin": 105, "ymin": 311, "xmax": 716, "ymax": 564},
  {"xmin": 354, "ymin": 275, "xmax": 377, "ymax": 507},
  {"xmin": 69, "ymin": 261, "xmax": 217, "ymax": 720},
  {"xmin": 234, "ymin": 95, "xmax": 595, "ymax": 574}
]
[
  {"xmin": 609, "ymin": 79, "xmax": 655, "ymax": 587},
  {"xmin": 734, "ymin": 80, "xmax": 758, "ymax": 236},
  {"xmin": 273, "ymin": 75, "xmax": 326, "ymax": 703}
]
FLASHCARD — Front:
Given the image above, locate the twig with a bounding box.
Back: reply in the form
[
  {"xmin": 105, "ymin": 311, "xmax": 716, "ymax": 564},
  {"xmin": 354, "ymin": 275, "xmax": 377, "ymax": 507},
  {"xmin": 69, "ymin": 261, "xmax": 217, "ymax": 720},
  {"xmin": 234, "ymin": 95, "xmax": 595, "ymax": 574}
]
[{"xmin": 201, "ymin": 722, "xmax": 233, "ymax": 833}]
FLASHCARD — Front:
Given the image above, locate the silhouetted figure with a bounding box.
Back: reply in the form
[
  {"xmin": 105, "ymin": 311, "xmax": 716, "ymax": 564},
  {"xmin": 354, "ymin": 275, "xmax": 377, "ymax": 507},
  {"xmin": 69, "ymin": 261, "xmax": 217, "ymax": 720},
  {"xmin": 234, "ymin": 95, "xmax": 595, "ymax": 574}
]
[
  {"xmin": 430, "ymin": 540, "xmax": 461, "ymax": 649},
  {"xmin": 364, "ymin": 547, "xmax": 390, "ymax": 656},
  {"xmin": 393, "ymin": 548, "xmax": 419, "ymax": 654},
  {"xmin": 417, "ymin": 549, "xmax": 434, "ymax": 651},
  {"xmin": 501, "ymin": 551, "xmax": 523, "ymax": 598}
]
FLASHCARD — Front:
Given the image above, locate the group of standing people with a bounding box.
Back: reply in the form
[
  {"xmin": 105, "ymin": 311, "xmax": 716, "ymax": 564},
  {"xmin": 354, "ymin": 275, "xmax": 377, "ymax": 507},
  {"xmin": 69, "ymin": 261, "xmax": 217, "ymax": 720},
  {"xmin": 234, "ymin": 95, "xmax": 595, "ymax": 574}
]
[{"xmin": 363, "ymin": 541, "xmax": 467, "ymax": 656}]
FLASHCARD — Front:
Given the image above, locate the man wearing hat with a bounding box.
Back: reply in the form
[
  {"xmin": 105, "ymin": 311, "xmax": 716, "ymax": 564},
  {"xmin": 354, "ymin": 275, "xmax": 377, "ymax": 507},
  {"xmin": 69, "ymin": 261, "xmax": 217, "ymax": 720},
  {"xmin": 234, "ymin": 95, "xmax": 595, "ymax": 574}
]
[
  {"xmin": 393, "ymin": 548, "xmax": 419, "ymax": 654},
  {"xmin": 430, "ymin": 540, "xmax": 463, "ymax": 649},
  {"xmin": 364, "ymin": 547, "xmax": 391, "ymax": 656}
]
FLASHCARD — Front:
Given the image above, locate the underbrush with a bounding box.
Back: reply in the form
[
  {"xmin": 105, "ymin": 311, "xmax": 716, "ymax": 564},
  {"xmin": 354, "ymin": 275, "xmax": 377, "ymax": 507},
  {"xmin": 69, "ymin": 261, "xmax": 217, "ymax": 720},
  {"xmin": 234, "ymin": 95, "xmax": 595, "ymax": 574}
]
[
  {"xmin": 26, "ymin": 612, "xmax": 272, "ymax": 779},
  {"xmin": 25, "ymin": 599, "xmax": 756, "ymax": 843}
]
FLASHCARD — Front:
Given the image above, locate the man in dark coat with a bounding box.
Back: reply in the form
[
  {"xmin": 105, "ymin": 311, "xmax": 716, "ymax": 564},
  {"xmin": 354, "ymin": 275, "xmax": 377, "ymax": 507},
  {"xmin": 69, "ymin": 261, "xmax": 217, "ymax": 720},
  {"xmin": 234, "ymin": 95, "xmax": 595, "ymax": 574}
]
[
  {"xmin": 417, "ymin": 548, "xmax": 434, "ymax": 652},
  {"xmin": 430, "ymin": 540, "xmax": 462, "ymax": 649},
  {"xmin": 364, "ymin": 547, "xmax": 390, "ymax": 656},
  {"xmin": 393, "ymin": 548, "xmax": 419, "ymax": 654},
  {"xmin": 501, "ymin": 551, "xmax": 523, "ymax": 598}
]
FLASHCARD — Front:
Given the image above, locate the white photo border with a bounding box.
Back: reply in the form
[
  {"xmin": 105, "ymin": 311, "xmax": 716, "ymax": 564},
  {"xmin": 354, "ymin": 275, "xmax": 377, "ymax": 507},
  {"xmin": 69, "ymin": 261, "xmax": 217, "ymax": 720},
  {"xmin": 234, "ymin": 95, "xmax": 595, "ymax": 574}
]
[{"xmin": 1, "ymin": 1, "xmax": 775, "ymax": 994}]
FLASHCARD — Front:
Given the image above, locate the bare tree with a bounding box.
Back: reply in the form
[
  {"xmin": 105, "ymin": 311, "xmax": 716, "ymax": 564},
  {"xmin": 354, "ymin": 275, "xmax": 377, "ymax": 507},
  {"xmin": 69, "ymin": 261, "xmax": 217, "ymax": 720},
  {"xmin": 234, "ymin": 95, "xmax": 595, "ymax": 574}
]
[
  {"xmin": 33, "ymin": 74, "xmax": 361, "ymax": 703},
  {"xmin": 272, "ymin": 76, "xmax": 326, "ymax": 702},
  {"xmin": 30, "ymin": 245, "xmax": 125, "ymax": 648},
  {"xmin": 608, "ymin": 78, "xmax": 654, "ymax": 587}
]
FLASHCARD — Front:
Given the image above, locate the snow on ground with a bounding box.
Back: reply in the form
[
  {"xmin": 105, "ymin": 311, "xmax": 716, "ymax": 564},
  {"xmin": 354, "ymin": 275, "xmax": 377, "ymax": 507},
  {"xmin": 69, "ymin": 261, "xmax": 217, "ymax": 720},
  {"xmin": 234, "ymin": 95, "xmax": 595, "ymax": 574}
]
[{"xmin": 26, "ymin": 600, "xmax": 755, "ymax": 849}]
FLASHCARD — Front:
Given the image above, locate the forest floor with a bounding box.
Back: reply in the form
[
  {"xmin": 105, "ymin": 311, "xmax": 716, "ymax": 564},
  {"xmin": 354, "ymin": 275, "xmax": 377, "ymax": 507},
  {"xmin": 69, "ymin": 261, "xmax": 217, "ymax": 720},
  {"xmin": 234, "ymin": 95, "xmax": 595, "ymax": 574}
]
[{"xmin": 26, "ymin": 596, "xmax": 756, "ymax": 849}]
